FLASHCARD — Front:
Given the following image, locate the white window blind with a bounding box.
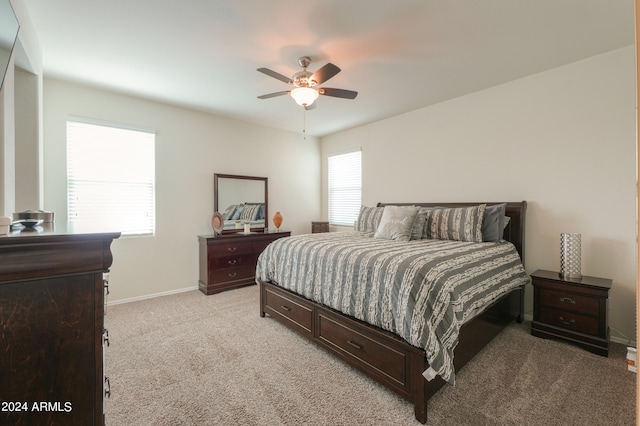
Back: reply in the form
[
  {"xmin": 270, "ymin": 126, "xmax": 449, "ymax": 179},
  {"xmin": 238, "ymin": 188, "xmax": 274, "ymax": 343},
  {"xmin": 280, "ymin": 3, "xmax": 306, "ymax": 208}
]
[
  {"xmin": 67, "ymin": 119, "xmax": 156, "ymax": 236},
  {"xmin": 328, "ymin": 150, "xmax": 361, "ymax": 226}
]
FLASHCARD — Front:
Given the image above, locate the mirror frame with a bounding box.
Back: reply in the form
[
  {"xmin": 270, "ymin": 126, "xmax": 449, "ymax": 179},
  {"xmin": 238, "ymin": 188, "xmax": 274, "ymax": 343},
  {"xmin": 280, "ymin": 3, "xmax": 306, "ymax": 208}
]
[{"xmin": 214, "ymin": 173, "xmax": 268, "ymax": 234}]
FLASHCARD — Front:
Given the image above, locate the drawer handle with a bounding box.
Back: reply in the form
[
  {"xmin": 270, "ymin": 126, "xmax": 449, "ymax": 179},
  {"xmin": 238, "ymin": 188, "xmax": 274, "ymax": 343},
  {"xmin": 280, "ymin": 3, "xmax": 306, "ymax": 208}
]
[
  {"xmin": 228, "ymin": 272, "xmax": 237, "ymax": 278},
  {"xmin": 280, "ymin": 305, "xmax": 291, "ymax": 312},
  {"xmin": 228, "ymin": 259, "xmax": 237, "ymax": 265},
  {"xmin": 227, "ymin": 247, "xmax": 237, "ymax": 252},
  {"xmin": 558, "ymin": 316, "xmax": 576, "ymax": 325},
  {"xmin": 347, "ymin": 340, "xmax": 363, "ymax": 350},
  {"xmin": 103, "ymin": 328, "xmax": 110, "ymax": 347},
  {"xmin": 559, "ymin": 297, "xmax": 576, "ymax": 305},
  {"xmin": 104, "ymin": 376, "xmax": 111, "ymax": 398}
]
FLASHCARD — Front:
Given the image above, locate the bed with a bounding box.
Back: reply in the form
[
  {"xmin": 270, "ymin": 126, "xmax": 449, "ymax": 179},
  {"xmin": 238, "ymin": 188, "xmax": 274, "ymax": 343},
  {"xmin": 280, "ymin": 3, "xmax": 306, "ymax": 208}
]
[{"xmin": 257, "ymin": 201, "xmax": 529, "ymax": 423}]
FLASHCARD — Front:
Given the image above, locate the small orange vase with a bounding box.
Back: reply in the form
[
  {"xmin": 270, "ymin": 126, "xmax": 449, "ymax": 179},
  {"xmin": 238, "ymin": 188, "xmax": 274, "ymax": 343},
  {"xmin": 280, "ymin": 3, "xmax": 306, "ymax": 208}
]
[{"xmin": 273, "ymin": 211, "xmax": 283, "ymax": 230}]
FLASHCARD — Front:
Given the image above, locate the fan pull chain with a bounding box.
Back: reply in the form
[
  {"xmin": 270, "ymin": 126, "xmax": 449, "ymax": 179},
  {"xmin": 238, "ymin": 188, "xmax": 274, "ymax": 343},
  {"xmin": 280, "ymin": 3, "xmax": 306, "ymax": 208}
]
[{"xmin": 302, "ymin": 108, "xmax": 306, "ymax": 140}]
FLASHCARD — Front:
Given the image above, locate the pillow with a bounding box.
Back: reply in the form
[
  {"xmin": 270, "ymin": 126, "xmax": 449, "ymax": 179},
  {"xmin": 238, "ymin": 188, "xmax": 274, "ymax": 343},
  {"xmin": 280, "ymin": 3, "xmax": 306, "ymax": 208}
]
[
  {"xmin": 409, "ymin": 209, "xmax": 427, "ymax": 240},
  {"xmin": 355, "ymin": 205, "xmax": 384, "ymax": 234},
  {"xmin": 374, "ymin": 206, "xmax": 418, "ymax": 241},
  {"xmin": 230, "ymin": 206, "xmax": 243, "ymax": 220},
  {"xmin": 240, "ymin": 204, "xmax": 261, "ymax": 221},
  {"xmin": 482, "ymin": 203, "xmax": 507, "ymax": 242},
  {"xmin": 221, "ymin": 204, "xmax": 237, "ymax": 220},
  {"xmin": 423, "ymin": 204, "xmax": 486, "ymax": 243}
]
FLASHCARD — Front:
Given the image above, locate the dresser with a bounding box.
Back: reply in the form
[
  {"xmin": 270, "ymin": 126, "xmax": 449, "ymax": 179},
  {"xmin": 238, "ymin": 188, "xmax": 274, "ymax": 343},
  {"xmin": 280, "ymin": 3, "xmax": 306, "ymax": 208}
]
[
  {"xmin": 0, "ymin": 226, "xmax": 119, "ymax": 425},
  {"xmin": 198, "ymin": 231, "xmax": 290, "ymax": 295},
  {"xmin": 531, "ymin": 269, "xmax": 612, "ymax": 356}
]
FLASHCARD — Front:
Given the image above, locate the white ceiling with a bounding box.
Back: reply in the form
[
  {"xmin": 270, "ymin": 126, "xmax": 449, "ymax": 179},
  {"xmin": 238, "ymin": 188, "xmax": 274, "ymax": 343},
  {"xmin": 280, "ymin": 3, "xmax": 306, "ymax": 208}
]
[{"xmin": 23, "ymin": 0, "xmax": 634, "ymax": 137}]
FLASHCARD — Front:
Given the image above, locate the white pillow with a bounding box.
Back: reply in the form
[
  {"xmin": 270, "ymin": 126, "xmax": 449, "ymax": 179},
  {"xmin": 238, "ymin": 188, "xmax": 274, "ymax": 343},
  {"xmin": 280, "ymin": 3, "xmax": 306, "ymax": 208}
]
[{"xmin": 374, "ymin": 206, "xmax": 418, "ymax": 241}]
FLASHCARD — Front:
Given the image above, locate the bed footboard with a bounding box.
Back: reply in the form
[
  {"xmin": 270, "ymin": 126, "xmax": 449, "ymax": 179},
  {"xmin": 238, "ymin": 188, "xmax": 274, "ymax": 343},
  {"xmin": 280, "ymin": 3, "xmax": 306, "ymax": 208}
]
[{"xmin": 259, "ymin": 279, "xmax": 523, "ymax": 424}]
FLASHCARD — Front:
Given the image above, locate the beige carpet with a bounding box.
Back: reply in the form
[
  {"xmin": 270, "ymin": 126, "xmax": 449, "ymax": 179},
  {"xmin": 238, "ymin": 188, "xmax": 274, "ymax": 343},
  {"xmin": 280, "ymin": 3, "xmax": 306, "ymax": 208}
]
[{"xmin": 104, "ymin": 286, "xmax": 636, "ymax": 425}]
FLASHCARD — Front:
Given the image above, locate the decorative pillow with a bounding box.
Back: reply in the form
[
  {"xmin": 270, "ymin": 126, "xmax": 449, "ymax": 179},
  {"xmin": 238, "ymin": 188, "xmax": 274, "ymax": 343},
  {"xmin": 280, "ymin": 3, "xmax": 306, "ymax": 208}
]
[
  {"xmin": 221, "ymin": 204, "xmax": 237, "ymax": 220},
  {"xmin": 374, "ymin": 206, "xmax": 418, "ymax": 241},
  {"xmin": 423, "ymin": 204, "xmax": 486, "ymax": 243},
  {"xmin": 410, "ymin": 209, "xmax": 428, "ymax": 240},
  {"xmin": 355, "ymin": 205, "xmax": 384, "ymax": 234},
  {"xmin": 482, "ymin": 203, "xmax": 507, "ymax": 242},
  {"xmin": 240, "ymin": 204, "xmax": 261, "ymax": 221},
  {"xmin": 230, "ymin": 206, "xmax": 243, "ymax": 220}
]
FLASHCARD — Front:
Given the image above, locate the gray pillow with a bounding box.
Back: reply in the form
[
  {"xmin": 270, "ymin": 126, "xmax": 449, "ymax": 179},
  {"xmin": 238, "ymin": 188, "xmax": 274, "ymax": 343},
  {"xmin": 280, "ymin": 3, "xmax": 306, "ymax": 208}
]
[
  {"xmin": 482, "ymin": 203, "xmax": 507, "ymax": 242},
  {"xmin": 424, "ymin": 204, "xmax": 486, "ymax": 243},
  {"xmin": 410, "ymin": 210, "xmax": 427, "ymax": 240},
  {"xmin": 374, "ymin": 206, "xmax": 418, "ymax": 241},
  {"xmin": 355, "ymin": 205, "xmax": 384, "ymax": 234}
]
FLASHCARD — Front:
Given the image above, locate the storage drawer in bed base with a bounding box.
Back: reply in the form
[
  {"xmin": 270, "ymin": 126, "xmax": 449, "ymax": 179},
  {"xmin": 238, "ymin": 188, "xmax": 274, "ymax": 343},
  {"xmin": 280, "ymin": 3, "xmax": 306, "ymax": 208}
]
[{"xmin": 259, "ymin": 279, "xmax": 524, "ymax": 424}]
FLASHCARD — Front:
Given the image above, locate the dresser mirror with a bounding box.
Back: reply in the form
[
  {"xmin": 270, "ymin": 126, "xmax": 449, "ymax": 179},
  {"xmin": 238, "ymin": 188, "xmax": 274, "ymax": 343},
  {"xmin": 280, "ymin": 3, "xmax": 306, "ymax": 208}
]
[{"xmin": 214, "ymin": 173, "xmax": 268, "ymax": 233}]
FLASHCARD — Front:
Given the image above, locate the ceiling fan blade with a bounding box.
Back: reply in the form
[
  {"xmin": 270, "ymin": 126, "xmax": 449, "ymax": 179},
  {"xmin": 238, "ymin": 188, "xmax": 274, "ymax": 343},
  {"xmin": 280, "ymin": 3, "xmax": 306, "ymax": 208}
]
[
  {"xmin": 311, "ymin": 63, "xmax": 341, "ymax": 85},
  {"xmin": 304, "ymin": 102, "xmax": 317, "ymax": 111},
  {"xmin": 257, "ymin": 68, "xmax": 292, "ymax": 84},
  {"xmin": 257, "ymin": 91, "xmax": 290, "ymax": 99},
  {"xmin": 318, "ymin": 87, "xmax": 358, "ymax": 100}
]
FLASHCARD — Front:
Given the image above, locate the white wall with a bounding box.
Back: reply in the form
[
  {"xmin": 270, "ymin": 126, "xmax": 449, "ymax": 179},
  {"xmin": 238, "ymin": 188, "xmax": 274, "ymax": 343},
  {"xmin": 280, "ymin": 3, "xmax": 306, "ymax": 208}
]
[
  {"xmin": 43, "ymin": 78, "xmax": 321, "ymax": 302},
  {"xmin": 321, "ymin": 47, "xmax": 637, "ymax": 344}
]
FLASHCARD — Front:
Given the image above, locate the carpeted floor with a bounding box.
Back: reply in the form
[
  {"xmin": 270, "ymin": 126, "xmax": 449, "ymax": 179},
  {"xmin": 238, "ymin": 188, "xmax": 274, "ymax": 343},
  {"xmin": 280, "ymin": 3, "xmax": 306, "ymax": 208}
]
[{"xmin": 104, "ymin": 285, "xmax": 635, "ymax": 425}]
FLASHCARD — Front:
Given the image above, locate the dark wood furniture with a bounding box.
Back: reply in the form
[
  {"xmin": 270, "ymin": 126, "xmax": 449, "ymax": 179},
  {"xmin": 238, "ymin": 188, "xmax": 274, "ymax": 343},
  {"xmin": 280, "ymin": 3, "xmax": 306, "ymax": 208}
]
[
  {"xmin": 198, "ymin": 231, "xmax": 290, "ymax": 295},
  {"xmin": 0, "ymin": 226, "xmax": 120, "ymax": 426},
  {"xmin": 259, "ymin": 201, "xmax": 527, "ymax": 424},
  {"xmin": 311, "ymin": 221, "xmax": 329, "ymax": 233},
  {"xmin": 531, "ymin": 269, "xmax": 611, "ymax": 356}
]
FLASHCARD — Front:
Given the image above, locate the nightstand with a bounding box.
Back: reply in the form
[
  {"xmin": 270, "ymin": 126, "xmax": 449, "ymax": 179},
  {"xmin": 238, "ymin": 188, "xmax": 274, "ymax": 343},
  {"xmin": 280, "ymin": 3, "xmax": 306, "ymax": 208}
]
[
  {"xmin": 311, "ymin": 221, "xmax": 329, "ymax": 233},
  {"xmin": 531, "ymin": 269, "xmax": 612, "ymax": 356}
]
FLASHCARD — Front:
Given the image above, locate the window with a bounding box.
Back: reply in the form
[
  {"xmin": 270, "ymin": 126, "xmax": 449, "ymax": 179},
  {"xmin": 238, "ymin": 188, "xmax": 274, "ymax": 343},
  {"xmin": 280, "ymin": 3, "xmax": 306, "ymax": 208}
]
[
  {"xmin": 67, "ymin": 119, "xmax": 156, "ymax": 236},
  {"xmin": 328, "ymin": 150, "xmax": 361, "ymax": 226}
]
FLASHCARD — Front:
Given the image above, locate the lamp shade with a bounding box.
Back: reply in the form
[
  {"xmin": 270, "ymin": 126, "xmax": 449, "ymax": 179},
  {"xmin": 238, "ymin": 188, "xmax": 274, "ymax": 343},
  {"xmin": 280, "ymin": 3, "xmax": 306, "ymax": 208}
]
[{"xmin": 291, "ymin": 87, "xmax": 319, "ymax": 106}]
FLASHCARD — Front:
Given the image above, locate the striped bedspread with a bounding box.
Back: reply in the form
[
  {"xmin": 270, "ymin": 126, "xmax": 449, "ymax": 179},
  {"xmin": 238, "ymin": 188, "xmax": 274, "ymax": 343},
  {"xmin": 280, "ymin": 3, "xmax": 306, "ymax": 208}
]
[{"xmin": 256, "ymin": 232, "xmax": 530, "ymax": 384}]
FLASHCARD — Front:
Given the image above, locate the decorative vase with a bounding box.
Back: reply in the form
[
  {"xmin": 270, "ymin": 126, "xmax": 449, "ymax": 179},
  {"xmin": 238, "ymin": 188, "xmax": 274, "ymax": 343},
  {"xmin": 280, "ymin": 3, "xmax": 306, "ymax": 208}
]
[{"xmin": 273, "ymin": 211, "xmax": 283, "ymax": 231}]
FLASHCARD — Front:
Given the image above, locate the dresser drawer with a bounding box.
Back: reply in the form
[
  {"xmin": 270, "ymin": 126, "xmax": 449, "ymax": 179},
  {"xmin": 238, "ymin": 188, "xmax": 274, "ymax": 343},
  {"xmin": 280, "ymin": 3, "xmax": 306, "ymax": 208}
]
[
  {"xmin": 264, "ymin": 286, "xmax": 313, "ymax": 337},
  {"xmin": 538, "ymin": 288, "xmax": 599, "ymax": 315},
  {"xmin": 209, "ymin": 265, "xmax": 256, "ymax": 284},
  {"xmin": 317, "ymin": 310, "xmax": 406, "ymax": 385},
  {"xmin": 538, "ymin": 306, "xmax": 600, "ymax": 336},
  {"xmin": 209, "ymin": 253, "xmax": 255, "ymax": 269},
  {"xmin": 208, "ymin": 241, "xmax": 253, "ymax": 257}
]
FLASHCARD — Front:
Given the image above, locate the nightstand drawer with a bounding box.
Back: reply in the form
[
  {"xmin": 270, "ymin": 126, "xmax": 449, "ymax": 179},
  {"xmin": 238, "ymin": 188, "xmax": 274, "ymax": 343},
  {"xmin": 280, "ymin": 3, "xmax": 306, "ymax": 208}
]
[
  {"xmin": 538, "ymin": 288, "xmax": 599, "ymax": 315},
  {"xmin": 538, "ymin": 306, "xmax": 600, "ymax": 336}
]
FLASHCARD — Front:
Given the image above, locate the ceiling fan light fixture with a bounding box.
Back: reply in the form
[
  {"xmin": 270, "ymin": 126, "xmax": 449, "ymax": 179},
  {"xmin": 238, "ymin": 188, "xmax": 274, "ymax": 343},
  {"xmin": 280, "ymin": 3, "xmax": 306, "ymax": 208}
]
[{"xmin": 291, "ymin": 87, "xmax": 319, "ymax": 107}]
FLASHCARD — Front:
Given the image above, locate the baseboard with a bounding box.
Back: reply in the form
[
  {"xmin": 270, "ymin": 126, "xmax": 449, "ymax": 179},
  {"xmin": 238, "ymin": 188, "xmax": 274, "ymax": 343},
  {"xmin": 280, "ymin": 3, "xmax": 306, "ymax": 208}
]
[
  {"xmin": 523, "ymin": 313, "xmax": 636, "ymax": 347},
  {"xmin": 107, "ymin": 286, "xmax": 198, "ymax": 306}
]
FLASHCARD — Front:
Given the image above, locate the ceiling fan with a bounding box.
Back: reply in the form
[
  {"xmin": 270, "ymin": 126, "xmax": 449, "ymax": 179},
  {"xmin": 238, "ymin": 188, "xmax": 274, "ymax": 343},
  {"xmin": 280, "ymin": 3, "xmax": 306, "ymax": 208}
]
[{"xmin": 257, "ymin": 56, "xmax": 358, "ymax": 110}]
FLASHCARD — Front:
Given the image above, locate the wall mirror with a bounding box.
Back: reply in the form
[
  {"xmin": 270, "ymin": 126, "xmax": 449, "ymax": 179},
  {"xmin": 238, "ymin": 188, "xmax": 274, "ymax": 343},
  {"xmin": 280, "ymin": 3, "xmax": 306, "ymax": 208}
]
[{"xmin": 214, "ymin": 173, "xmax": 268, "ymax": 233}]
